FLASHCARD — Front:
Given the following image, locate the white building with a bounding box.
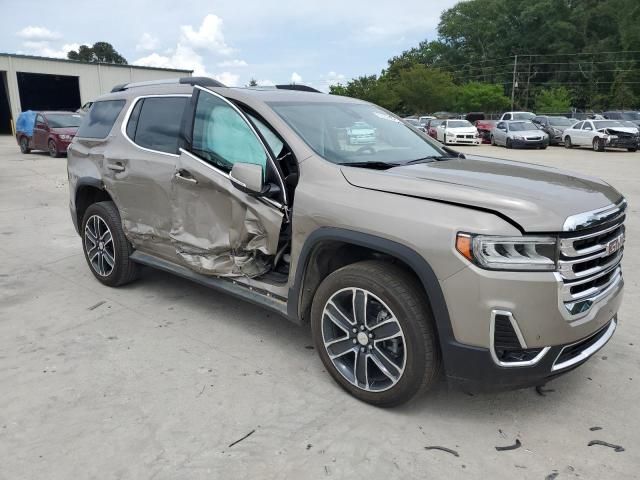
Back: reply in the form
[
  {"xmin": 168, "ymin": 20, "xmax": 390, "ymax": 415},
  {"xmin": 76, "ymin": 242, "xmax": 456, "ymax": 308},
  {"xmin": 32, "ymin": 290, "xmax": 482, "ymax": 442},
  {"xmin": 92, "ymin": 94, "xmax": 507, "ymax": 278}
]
[{"xmin": 0, "ymin": 53, "xmax": 192, "ymax": 135}]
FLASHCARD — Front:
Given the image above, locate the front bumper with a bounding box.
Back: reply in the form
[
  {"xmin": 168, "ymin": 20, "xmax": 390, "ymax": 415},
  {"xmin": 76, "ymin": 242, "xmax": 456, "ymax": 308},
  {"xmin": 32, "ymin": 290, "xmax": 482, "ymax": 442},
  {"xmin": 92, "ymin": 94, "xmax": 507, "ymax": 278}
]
[
  {"xmin": 605, "ymin": 137, "xmax": 638, "ymax": 149},
  {"xmin": 511, "ymin": 138, "xmax": 548, "ymax": 148},
  {"xmin": 445, "ymin": 317, "xmax": 617, "ymax": 391},
  {"xmin": 446, "ymin": 136, "xmax": 481, "ymax": 145}
]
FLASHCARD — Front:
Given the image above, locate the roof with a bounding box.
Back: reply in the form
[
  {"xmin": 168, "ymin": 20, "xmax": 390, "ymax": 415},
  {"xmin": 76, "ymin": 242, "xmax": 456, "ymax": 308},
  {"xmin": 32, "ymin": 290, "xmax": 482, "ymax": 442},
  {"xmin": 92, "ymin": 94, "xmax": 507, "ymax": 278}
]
[{"xmin": 0, "ymin": 52, "xmax": 193, "ymax": 73}]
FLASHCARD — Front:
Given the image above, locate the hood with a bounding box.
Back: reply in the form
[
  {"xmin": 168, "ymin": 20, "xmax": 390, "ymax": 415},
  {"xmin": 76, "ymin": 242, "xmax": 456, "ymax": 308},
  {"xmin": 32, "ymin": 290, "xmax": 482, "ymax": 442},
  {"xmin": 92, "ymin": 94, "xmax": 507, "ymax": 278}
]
[
  {"xmin": 51, "ymin": 127, "xmax": 78, "ymax": 135},
  {"xmin": 341, "ymin": 156, "xmax": 622, "ymax": 232},
  {"xmin": 446, "ymin": 127, "xmax": 477, "ymax": 134},
  {"xmin": 599, "ymin": 127, "xmax": 638, "ymax": 135},
  {"xmin": 508, "ymin": 129, "xmax": 545, "ymax": 137}
]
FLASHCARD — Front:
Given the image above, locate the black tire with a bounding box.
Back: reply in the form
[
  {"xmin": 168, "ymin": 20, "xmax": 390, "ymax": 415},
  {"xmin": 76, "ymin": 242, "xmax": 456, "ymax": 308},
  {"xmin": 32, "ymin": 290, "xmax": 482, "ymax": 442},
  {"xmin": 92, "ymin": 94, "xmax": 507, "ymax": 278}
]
[
  {"xmin": 311, "ymin": 260, "xmax": 440, "ymax": 407},
  {"xmin": 48, "ymin": 140, "xmax": 60, "ymax": 158},
  {"xmin": 564, "ymin": 136, "xmax": 572, "ymax": 148},
  {"xmin": 443, "ymin": 133, "xmax": 447, "ymax": 144},
  {"xmin": 627, "ymin": 147, "xmax": 637, "ymax": 152},
  {"xmin": 19, "ymin": 136, "xmax": 31, "ymax": 154},
  {"xmin": 81, "ymin": 201, "xmax": 140, "ymax": 287},
  {"xmin": 490, "ymin": 135, "xmax": 495, "ymax": 146},
  {"xmin": 540, "ymin": 144, "xmax": 548, "ymax": 150},
  {"xmin": 506, "ymin": 138, "xmax": 513, "ymax": 149},
  {"xmin": 592, "ymin": 137, "xmax": 604, "ymax": 152}
]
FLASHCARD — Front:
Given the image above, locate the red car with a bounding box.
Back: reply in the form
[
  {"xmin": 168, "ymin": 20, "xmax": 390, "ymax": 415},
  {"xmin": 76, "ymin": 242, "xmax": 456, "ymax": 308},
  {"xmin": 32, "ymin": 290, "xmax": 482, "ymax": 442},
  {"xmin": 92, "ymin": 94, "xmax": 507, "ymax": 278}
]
[
  {"xmin": 474, "ymin": 119, "xmax": 497, "ymax": 144},
  {"xmin": 17, "ymin": 111, "xmax": 82, "ymax": 157},
  {"xmin": 426, "ymin": 119, "xmax": 443, "ymax": 139}
]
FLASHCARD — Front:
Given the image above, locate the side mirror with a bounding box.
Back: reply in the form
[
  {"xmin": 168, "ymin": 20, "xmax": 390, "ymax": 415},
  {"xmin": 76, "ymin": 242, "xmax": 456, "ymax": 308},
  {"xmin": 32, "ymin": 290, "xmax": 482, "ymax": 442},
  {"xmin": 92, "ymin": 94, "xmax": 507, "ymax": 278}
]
[{"xmin": 229, "ymin": 163, "xmax": 267, "ymax": 196}]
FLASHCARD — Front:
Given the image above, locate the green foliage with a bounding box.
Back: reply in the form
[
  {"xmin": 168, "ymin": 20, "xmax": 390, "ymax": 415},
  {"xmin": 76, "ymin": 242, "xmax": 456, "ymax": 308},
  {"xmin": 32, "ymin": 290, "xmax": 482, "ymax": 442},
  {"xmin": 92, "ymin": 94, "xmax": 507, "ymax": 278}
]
[
  {"xmin": 535, "ymin": 87, "xmax": 572, "ymax": 113},
  {"xmin": 456, "ymin": 82, "xmax": 511, "ymax": 112},
  {"xmin": 247, "ymin": 78, "xmax": 258, "ymax": 87},
  {"xmin": 67, "ymin": 42, "xmax": 127, "ymax": 64}
]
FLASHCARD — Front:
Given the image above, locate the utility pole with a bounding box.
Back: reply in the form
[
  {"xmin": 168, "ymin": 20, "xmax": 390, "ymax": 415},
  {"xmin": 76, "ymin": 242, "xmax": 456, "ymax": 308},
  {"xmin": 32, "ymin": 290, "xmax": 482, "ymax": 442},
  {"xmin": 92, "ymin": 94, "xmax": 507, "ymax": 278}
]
[{"xmin": 511, "ymin": 54, "xmax": 518, "ymax": 110}]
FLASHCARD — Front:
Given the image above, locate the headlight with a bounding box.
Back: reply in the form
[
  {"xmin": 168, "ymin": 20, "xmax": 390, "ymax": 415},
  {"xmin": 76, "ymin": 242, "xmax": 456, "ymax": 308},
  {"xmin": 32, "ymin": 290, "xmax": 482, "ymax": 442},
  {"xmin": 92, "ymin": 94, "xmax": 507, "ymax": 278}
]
[
  {"xmin": 513, "ymin": 135, "xmax": 523, "ymax": 140},
  {"xmin": 59, "ymin": 134, "xmax": 73, "ymax": 141},
  {"xmin": 456, "ymin": 233, "xmax": 557, "ymax": 271}
]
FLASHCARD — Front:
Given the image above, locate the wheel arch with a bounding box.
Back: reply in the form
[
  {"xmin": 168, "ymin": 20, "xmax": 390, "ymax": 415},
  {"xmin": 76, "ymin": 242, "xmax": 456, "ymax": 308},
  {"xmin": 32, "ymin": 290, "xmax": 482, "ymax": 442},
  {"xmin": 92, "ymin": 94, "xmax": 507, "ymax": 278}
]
[
  {"xmin": 75, "ymin": 178, "xmax": 113, "ymax": 230},
  {"xmin": 288, "ymin": 228, "xmax": 455, "ymax": 347}
]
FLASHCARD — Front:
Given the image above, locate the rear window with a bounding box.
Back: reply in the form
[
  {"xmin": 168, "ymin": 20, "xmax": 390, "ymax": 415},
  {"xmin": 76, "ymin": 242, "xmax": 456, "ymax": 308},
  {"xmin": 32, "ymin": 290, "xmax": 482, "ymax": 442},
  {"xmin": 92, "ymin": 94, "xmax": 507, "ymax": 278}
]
[
  {"xmin": 126, "ymin": 96, "xmax": 188, "ymax": 154},
  {"xmin": 46, "ymin": 113, "xmax": 83, "ymax": 128},
  {"xmin": 76, "ymin": 100, "xmax": 126, "ymax": 138}
]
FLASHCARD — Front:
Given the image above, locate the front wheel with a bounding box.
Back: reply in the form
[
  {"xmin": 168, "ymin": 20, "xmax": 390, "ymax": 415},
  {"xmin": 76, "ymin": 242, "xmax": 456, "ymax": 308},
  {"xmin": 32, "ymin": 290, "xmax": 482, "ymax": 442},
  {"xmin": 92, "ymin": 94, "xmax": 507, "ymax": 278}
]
[
  {"xmin": 506, "ymin": 138, "xmax": 513, "ymax": 149},
  {"xmin": 564, "ymin": 136, "xmax": 572, "ymax": 148},
  {"xmin": 81, "ymin": 201, "xmax": 140, "ymax": 287},
  {"xmin": 48, "ymin": 140, "xmax": 60, "ymax": 158},
  {"xmin": 490, "ymin": 135, "xmax": 496, "ymax": 146},
  {"xmin": 628, "ymin": 147, "xmax": 637, "ymax": 152},
  {"xmin": 311, "ymin": 261, "xmax": 440, "ymax": 407},
  {"xmin": 592, "ymin": 137, "xmax": 604, "ymax": 152}
]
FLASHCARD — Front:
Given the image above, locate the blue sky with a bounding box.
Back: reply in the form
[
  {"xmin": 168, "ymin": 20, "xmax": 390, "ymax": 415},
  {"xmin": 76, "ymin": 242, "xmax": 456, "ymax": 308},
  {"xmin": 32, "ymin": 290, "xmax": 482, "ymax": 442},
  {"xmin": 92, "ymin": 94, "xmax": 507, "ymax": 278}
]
[{"xmin": 1, "ymin": 0, "xmax": 461, "ymax": 90}]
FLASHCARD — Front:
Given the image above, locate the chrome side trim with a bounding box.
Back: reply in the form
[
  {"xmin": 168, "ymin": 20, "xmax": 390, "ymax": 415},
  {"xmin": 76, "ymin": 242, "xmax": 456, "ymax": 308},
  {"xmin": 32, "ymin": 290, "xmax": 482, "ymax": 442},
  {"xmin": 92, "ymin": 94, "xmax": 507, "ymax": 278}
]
[
  {"xmin": 552, "ymin": 319, "xmax": 617, "ymax": 371},
  {"xmin": 489, "ymin": 310, "xmax": 550, "ymax": 368},
  {"xmin": 120, "ymin": 93, "xmax": 192, "ymax": 158},
  {"xmin": 563, "ymin": 199, "xmax": 627, "ymax": 232}
]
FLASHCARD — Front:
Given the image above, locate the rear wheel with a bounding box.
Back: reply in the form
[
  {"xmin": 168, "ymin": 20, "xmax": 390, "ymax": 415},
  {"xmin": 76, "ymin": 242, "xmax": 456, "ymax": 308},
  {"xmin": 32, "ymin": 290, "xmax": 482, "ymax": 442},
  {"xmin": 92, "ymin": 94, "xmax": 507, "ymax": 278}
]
[
  {"xmin": 564, "ymin": 136, "xmax": 572, "ymax": 148},
  {"xmin": 48, "ymin": 140, "xmax": 60, "ymax": 158},
  {"xmin": 19, "ymin": 136, "xmax": 31, "ymax": 154},
  {"xmin": 592, "ymin": 137, "xmax": 604, "ymax": 152},
  {"xmin": 81, "ymin": 201, "xmax": 140, "ymax": 287},
  {"xmin": 311, "ymin": 260, "xmax": 440, "ymax": 407}
]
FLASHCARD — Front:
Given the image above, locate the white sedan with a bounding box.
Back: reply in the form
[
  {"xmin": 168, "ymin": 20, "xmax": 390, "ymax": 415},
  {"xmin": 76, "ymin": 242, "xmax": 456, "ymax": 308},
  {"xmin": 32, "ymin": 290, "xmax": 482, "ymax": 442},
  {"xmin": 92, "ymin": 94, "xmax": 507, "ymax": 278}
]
[
  {"xmin": 563, "ymin": 120, "xmax": 639, "ymax": 152},
  {"xmin": 435, "ymin": 119, "xmax": 481, "ymax": 145}
]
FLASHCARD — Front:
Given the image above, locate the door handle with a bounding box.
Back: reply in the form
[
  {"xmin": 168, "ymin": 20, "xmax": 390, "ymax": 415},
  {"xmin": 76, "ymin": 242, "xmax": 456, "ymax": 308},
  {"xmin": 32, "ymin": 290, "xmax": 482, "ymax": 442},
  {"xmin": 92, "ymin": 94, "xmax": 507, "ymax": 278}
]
[
  {"xmin": 175, "ymin": 169, "xmax": 198, "ymax": 184},
  {"xmin": 107, "ymin": 162, "xmax": 125, "ymax": 172}
]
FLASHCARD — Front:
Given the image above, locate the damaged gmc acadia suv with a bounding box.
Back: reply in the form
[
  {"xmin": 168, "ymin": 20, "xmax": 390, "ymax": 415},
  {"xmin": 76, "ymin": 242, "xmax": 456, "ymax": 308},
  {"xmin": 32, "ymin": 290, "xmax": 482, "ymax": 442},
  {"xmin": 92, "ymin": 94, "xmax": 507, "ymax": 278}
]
[{"xmin": 67, "ymin": 77, "xmax": 625, "ymax": 407}]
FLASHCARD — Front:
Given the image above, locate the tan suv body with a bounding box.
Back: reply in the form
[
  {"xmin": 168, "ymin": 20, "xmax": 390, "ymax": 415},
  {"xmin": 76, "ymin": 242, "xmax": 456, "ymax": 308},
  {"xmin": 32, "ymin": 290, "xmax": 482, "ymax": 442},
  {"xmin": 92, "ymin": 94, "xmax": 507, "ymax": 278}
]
[{"xmin": 67, "ymin": 78, "xmax": 625, "ymax": 406}]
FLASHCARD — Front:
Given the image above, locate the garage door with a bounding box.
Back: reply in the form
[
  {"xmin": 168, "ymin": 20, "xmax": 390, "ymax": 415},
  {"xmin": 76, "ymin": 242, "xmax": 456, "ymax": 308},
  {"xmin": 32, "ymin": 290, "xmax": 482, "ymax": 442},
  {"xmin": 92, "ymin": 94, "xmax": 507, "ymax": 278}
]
[{"xmin": 17, "ymin": 72, "xmax": 81, "ymax": 112}]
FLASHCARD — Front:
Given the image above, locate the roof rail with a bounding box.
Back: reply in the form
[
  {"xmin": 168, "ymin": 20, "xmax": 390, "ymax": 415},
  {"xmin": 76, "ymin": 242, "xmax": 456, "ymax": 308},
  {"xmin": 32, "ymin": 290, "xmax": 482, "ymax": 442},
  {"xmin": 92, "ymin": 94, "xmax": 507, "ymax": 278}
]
[
  {"xmin": 275, "ymin": 84, "xmax": 322, "ymax": 93},
  {"xmin": 110, "ymin": 76, "xmax": 226, "ymax": 93}
]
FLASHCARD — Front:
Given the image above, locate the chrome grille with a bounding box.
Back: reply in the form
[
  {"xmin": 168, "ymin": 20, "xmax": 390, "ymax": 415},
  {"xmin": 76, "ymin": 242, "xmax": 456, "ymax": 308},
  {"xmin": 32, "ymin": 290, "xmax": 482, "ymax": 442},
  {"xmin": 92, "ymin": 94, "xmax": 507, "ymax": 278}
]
[{"xmin": 558, "ymin": 200, "xmax": 626, "ymax": 320}]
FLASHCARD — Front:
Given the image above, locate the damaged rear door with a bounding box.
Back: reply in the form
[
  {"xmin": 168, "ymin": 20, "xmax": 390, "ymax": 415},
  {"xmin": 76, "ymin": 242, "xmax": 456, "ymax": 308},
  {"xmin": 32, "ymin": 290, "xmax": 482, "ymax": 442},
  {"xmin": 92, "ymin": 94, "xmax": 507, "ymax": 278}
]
[{"xmin": 170, "ymin": 87, "xmax": 285, "ymax": 278}]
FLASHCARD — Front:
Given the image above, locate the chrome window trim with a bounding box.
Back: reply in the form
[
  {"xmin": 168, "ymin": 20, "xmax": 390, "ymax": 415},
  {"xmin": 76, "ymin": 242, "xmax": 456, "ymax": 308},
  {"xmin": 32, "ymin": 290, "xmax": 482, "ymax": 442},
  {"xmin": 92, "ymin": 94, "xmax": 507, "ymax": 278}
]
[
  {"xmin": 195, "ymin": 85, "xmax": 288, "ymax": 206},
  {"xmin": 551, "ymin": 319, "xmax": 616, "ymax": 371},
  {"xmin": 178, "ymin": 148, "xmax": 284, "ymax": 211},
  {"xmin": 120, "ymin": 94, "xmax": 192, "ymax": 158},
  {"xmin": 489, "ymin": 310, "xmax": 550, "ymax": 368},
  {"xmin": 563, "ymin": 199, "xmax": 627, "ymax": 232}
]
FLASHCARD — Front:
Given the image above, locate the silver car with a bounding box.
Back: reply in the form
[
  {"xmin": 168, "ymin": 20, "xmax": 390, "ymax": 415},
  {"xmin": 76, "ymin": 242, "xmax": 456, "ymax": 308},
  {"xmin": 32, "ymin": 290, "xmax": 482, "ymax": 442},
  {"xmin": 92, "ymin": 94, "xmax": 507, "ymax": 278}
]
[{"xmin": 491, "ymin": 120, "xmax": 549, "ymax": 149}]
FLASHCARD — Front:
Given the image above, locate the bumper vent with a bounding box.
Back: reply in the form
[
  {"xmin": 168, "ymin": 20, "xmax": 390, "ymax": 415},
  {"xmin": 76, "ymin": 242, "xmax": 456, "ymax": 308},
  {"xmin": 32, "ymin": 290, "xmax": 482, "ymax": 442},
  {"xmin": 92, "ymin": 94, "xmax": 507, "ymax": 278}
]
[
  {"xmin": 552, "ymin": 319, "xmax": 616, "ymax": 371},
  {"xmin": 494, "ymin": 314, "xmax": 522, "ymax": 350},
  {"xmin": 490, "ymin": 311, "xmax": 549, "ymax": 367}
]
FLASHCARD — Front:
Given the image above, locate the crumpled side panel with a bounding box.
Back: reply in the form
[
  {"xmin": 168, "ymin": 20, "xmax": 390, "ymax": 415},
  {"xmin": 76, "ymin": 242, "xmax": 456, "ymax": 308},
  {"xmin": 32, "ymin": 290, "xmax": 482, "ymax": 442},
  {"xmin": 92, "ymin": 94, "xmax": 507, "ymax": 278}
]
[{"xmin": 170, "ymin": 152, "xmax": 284, "ymax": 278}]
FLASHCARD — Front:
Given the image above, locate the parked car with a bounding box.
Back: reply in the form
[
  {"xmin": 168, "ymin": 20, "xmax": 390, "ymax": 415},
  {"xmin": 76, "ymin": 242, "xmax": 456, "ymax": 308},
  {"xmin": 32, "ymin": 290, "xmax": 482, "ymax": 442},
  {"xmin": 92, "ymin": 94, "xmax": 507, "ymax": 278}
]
[
  {"xmin": 603, "ymin": 111, "xmax": 640, "ymax": 127},
  {"xmin": 16, "ymin": 110, "xmax": 82, "ymax": 157},
  {"xmin": 491, "ymin": 120, "xmax": 549, "ymax": 149},
  {"xmin": 435, "ymin": 119, "xmax": 481, "ymax": 145},
  {"xmin": 532, "ymin": 116, "xmax": 576, "ymax": 145},
  {"xmin": 418, "ymin": 115, "xmax": 435, "ymax": 126},
  {"xmin": 465, "ymin": 112, "xmax": 486, "ymax": 123},
  {"xmin": 499, "ymin": 111, "xmax": 535, "ymax": 121},
  {"xmin": 474, "ymin": 119, "xmax": 497, "ymax": 144},
  {"xmin": 68, "ymin": 77, "xmax": 625, "ymax": 407},
  {"xmin": 404, "ymin": 118, "xmax": 426, "ymax": 132},
  {"xmin": 425, "ymin": 118, "xmax": 443, "ymax": 139},
  {"xmin": 346, "ymin": 121, "xmax": 376, "ymax": 145},
  {"xmin": 563, "ymin": 120, "xmax": 639, "ymax": 152}
]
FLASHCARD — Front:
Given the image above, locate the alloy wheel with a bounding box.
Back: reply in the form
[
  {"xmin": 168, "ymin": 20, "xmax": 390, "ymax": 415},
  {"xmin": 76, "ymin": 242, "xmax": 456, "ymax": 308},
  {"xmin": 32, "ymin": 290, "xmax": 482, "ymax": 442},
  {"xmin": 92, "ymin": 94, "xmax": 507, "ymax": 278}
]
[
  {"xmin": 321, "ymin": 287, "xmax": 406, "ymax": 392},
  {"xmin": 84, "ymin": 215, "xmax": 115, "ymax": 277},
  {"xmin": 48, "ymin": 141, "xmax": 57, "ymax": 157}
]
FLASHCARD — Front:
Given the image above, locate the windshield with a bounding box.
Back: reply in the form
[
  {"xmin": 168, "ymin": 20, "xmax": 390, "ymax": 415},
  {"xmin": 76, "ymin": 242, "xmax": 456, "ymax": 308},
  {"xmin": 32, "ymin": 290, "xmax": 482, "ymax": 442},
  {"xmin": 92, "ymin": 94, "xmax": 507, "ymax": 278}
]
[
  {"xmin": 405, "ymin": 118, "xmax": 420, "ymax": 126},
  {"xmin": 548, "ymin": 117, "xmax": 575, "ymax": 126},
  {"xmin": 512, "ymin": 112, "xmax": 535, "ymax": 120},
  {"xmin": 270, "ymin": 101, "xmax": 446, "ymax": 165},
  {"xmin": 594, "ymin": 120, "xmax": 625, "ymax": 129},
  {"xmin": 447, "ymin": 120, "xmax": 472, "ymax": 128},
  {"xmin": 620, "ymin": 112, "xmax": 640, "ymax": 120},
  {"xmin": 509, "ymin": 121, "xmax": 537, "ymax": 131},
  {"xmin": 46, "ymin": 113, "xmax": 82, "ymax": 128}
]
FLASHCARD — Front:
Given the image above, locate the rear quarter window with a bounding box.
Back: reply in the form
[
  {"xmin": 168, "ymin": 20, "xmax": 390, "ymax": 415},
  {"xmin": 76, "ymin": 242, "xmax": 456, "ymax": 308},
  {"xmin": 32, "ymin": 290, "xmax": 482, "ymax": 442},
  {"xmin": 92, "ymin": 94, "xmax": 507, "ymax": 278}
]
[
  {"xmin": 126, "ymin": 96, "xmax": 188, "ymax": 154},
  {"xmin": 76, "ymin": 100, "xmax": 126, "ymax": 138}
]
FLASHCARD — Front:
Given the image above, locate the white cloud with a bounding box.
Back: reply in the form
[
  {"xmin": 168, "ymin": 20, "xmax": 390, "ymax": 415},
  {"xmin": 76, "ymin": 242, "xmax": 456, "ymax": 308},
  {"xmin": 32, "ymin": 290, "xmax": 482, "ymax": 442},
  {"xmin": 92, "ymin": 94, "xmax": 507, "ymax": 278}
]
[
  {"xmin": 290, "ymin": 72, "xmax": 302, "ymax": 83},
  {"xmin": 22, "ymin": 41, "xmax": 82, "ymax": 59},
  {"xmin": 180, "ymin": 14, "xmax": 232, "ymax": 55},
  {"xmin": 17, "ymin": 26, "xmax": 61, "ymax": 41},
  {"xmin": 217, "ymin": 59, "xmax": 248, "ymax": 68},
  {"xmin": 135, "ymin": 43, "xmax": 206, "ymax": 74},
  {"xmin": 257, "ymin": 79, "xmax": 275, "ymax": 86},
  {"xmin": 136, "ymin": 33, "xmax": 159, "ymax": 51},
  {"xmin": 213, "ymin": 72, "xmax": 239, "ymax": 86}
]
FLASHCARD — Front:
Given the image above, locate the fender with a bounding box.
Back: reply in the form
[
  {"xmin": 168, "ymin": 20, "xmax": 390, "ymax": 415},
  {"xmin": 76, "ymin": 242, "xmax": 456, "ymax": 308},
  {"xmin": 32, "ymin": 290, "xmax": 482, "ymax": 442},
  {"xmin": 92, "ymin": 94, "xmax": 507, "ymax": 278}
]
[{"xmin": 287, "ymin": 227, "xmax": 457, "ymax": 354}]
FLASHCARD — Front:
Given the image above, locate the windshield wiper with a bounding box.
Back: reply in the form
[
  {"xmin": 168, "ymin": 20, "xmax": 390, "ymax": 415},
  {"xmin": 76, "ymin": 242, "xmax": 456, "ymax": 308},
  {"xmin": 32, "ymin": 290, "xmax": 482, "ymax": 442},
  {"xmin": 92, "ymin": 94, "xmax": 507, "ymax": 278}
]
[{"xmin": 403, "ymin": 156, "xmax": 452, "ymax": 165}]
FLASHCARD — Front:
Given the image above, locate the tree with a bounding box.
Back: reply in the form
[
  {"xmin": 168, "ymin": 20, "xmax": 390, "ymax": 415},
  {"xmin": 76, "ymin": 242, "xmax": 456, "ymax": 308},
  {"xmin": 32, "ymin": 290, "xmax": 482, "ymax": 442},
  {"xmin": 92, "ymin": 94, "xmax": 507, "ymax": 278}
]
[
  {"xmin": 393, "ymin": 65, "xmax": 456, "ymax": 114},
  {"xmin": 247, "ymin": 78, "xmax": 258, "ymax": 87},
  {"xmin": 535, "ymin": 87, "xmax": 572, "ymax": 113},
  {"xmin": 455, "ymin": 82, "xmax": 510, "ymax": 112},
  {"xmin": 67, "ymin": 42, "xmax": 127, "ymax": 64}
]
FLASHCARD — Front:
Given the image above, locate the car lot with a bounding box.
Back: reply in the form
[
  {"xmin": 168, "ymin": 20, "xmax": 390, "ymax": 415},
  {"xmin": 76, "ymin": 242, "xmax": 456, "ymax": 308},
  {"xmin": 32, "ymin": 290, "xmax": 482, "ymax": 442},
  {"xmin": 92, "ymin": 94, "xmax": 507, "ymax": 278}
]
[{"xmin": 1, "ymin": 136, "xmax": 639, "ymax": 479}]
